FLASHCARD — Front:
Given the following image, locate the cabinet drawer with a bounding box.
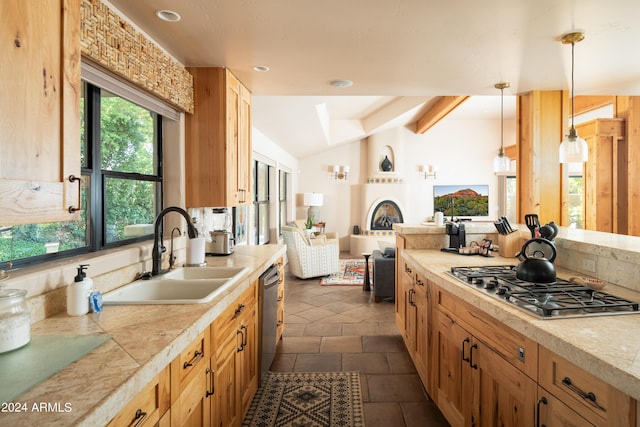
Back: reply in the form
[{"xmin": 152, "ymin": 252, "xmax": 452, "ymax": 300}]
[
  {"xmin": 537, "ymin": 386, "xmax": 595, "ymax": 426},
  {"xmin": 174, "ymin": 328, "xmax": 210, "ymax": 392},
  {"xmin": 107, "ymin": 366, "xmax": 170, "ymax": 427},
  {"xmin": 436, "ymin": 288, "xmax": 538, "ymax": 379},
  {"xmin": 539, "ymin": 346, "xmax": 635, "ymax": 426}
]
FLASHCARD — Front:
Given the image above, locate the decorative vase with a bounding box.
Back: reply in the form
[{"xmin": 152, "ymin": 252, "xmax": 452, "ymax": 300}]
[{"xmin": 381, "ymin": 155, "xmax": 393, "ymax": 172}]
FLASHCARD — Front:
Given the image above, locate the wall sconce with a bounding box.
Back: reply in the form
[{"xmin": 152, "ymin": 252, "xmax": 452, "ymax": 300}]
[
  {"xmin": 332, "ymin": 165, "xmax": 349, "ymax": 180},
  {"xmin": 419, "ymin": 164, "xmax": 438, "ymax": 179}
]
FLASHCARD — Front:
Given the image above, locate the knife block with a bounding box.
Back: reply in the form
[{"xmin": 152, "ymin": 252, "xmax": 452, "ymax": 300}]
[{"xmin": 498, "ymin": 232, "xmax": 524, "ymax": 258}]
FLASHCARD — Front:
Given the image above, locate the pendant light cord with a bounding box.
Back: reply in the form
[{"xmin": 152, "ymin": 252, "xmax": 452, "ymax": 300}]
[
  {"xmin": 570, "ymin": 40, "xmax": 575, "ymax": 129},
  {"xmin": 500, "ymin": 86, "xmax": 504, "ymax": 153}
]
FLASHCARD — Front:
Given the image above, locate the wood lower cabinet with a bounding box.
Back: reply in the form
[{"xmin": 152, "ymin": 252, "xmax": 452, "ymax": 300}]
[
  {"xmin": 538, "ymin": 346, "xmax": 636, "ymax": 426},
  {"xmin": 211, "ymin": 282, "xmax": 258, "ymax": 427},
  {"xmin": 170, "ymin": 328, "xmax": 212, "ymax": 427},
  {"xmin": 185, "ymin": 67, "xmax": 252, "ymax": 207},
  {"xmin": 107, "ymin": 365, "xmax": 171, "ymax": 427},
  {"xmin": 435, "ymin": 304, "xmax": 536, "ymax": 427},
  {"xmin": 1, "ymin": 0, "xmax": 81, "ymax": 225},
  {"xmin": 396, "ymin": 252, "xmax": 432, "ymax": 395}
]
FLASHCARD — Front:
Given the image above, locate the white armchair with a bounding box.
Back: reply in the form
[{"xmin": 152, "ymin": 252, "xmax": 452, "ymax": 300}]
[{"xmin": 282, "ymin": 225, "xmax": 340, "ymax": 279}]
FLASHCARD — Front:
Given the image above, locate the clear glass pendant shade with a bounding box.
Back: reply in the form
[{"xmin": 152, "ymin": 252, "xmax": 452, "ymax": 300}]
[
  {"xmin": 559, "ymin": 128, "xmax": 588, "ymax": 163},
  {"xmin": 493, "ymin": 151, "xmax": 511, "ymax": 172}
]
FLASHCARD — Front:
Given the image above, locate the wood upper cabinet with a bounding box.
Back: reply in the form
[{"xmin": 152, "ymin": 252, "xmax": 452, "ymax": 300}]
[
  {"xmin": 0, "ymin": 0, "xmax": 81, "ymax": 225},
  {"xmin": 185, "ymin": 67, "xmax": 252, "ymax": 208}
]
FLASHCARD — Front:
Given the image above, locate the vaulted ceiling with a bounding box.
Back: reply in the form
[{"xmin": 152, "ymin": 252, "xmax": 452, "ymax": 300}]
[{"xmin": 107, "ymin": 0, "xmax": 640, "ymax": 158}]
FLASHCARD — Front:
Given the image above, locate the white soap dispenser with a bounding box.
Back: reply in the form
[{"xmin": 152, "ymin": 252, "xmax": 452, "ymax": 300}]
[{"xmin": 67, "ymin": 264, "xmax": 93, "ymax": 316}]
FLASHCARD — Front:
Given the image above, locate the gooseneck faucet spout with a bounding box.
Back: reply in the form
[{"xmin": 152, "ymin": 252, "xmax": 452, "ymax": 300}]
[{"xmin": 152, "ymin": 207, "xmax": 198, "ymax": 276}]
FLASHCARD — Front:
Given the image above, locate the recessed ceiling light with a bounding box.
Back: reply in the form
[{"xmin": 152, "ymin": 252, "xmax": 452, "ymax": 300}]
[
  {"xmin": 329, "ymin": 79, "xmax": 353, "ymax": 88},
  {"xmin": 253, "ymin": 65, "xmax": 270, "ymax": 72},
  {"xmin": 156, "ymin": 10, "xmax": 181, "ymax": 22}
]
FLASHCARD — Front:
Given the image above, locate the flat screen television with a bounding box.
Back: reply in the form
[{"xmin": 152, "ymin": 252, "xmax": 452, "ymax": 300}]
[{"xmin": 434, "ymin": 184, "xmax": 489, "ymax": 218}]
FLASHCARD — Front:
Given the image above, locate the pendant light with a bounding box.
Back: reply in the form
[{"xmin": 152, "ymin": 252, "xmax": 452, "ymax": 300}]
[
  {"xmin": 559, "ymin": 31, "xmax": 588, "ymax": 163},
  {"xmin": 493, "ymin": 82, "xmax": 511, "ymax": 173}
]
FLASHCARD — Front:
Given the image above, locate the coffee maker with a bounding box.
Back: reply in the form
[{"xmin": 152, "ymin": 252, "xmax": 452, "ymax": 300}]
[
  {"xmin": 443, "ymin": 222, "xmax": 466, "ymax": 253},
  {"xmin": 206, "ymin": 208, "xmax": 234, "ymax": 255}
]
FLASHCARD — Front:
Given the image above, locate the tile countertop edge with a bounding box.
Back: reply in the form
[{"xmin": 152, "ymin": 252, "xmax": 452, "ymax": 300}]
[
  {"xmin": 402, "ymin": 249, "xmax": 640, "ymax": 401},
  {"xmin": 1, "ymin": 244, "xmax": 285, "ymax": 426}
]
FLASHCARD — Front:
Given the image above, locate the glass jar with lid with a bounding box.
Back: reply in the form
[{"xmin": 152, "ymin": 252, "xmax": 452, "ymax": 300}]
[{"xmin": 0, "ymin": 284, "xmax": 31, "ymax": 353}]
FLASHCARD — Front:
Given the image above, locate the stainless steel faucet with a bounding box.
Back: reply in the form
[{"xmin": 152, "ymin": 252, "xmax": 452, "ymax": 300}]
[{"xmin": 152, "ymin": 207, "xmax": 198, "ymax": 276}]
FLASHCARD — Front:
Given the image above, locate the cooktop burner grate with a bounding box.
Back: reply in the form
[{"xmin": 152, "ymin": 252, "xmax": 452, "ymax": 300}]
[{"xmin": 448, "ymin": 265, "xmax": 640, "ymax": 319}]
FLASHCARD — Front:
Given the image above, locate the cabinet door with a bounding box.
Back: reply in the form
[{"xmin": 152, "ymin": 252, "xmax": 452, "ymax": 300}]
[
  {"xmin": 225, "ymin": 70, "xmax": 241, "ymax": 206},
  {"xmin": 395, "ymin": 257, "xmax": 412, "ymax": 335},
  {"xmin": 107, "ymin": 366, "xmax": 170, "ymax": 427},
  {"xmin": 0, "ymin": 0, "xmax": 81, "ymax": 225},
  {"xmin": 238, "ymin": 305, "xmax": 258, "ymax": 416},
  {"xmin": 435, "ymin": 309, "xmax": 472, "ymax": 427},
  {"xmin": 469, "ymin": 339, "xmax": 536, "ymax": 427},
  {"xmin": 237, "ymin": 82, "xmax": 252, "ymax": 204},
  {"xmin": 212, "ymin": 330, "xmax": 240, "ymax": 427},
  {"xmin": 413, "ymin": 278, "xmax": 429, "ymax": 393},
  {"xmin": 170, "ymin": 329, "xmax": 212, "ymax": 427}
]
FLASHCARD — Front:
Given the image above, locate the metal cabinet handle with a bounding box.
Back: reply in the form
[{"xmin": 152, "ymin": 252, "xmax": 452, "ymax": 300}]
[
  {"xmin": 561, "ymin": 377, "xmax": 606, "ymax": 411},
  {"xmin": 128, "ymin": 409, "xmax": 147, "ymax": 427},
  {"xmin": 408, "ymin": 289, "xmax": 415, "ymax": 306},
  {"xmin": 68, "ymin": 175, "xmax": 82, "ymax": 213},
  {"xmin": 404, "ymin": 265, "xmax": 412, "ymax": 274},
  {"xmin": 241, "ymin": 324, "xmax": 248, "ymax": 347},
  {"xmin": 469, "ymin": 343, "xmax": 478, "ymax": 369},
  {"xmin": 536, "ymin": 396, "xmax": 548, "ymax": 427},
  {"xmin": 462, "ymin": 338, "xmax": 470, "ymax": 362},
  {"xmin": 234, "ymin": 303, "xmax": 245, "ymax": 319},
  {"xmin": 237, "ymin": 328, "xmax": 245, "ymax": 352},
  {"xmin": 206, "ymin": 367, "xmax": 214, "ymax": 397},
  {"xmin": 183, "ymin": 350, "xmax": 203, "ymax": 369},
  {"xmin": 415, "ymin": 278, "xmax": 424, "ymax": 287}
]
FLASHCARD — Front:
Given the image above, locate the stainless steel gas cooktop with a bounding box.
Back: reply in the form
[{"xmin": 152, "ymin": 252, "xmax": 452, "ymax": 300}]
[{"xmin": 447, "ymin": 265, "xmax": 639, "ymax": 319}]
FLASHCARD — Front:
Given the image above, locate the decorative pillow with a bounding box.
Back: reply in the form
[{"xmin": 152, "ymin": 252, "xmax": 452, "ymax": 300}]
[{"xmin": 383, "ymin": 247, "xmax": 396, "ymax": 258}]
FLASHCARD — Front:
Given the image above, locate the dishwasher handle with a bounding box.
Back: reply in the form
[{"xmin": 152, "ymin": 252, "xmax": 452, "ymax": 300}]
[{"xmin": 260, "ymin": 265, "xmax": 280, "ymax": 289}]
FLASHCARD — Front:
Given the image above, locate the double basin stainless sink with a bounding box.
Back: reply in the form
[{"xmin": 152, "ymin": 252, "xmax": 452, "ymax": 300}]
[{"xmin": 103, "ymin": 266, "xmax": 249, "ymax": 305}]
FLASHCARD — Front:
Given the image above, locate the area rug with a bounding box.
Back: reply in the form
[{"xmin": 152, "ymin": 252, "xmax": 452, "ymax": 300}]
[
  {"xmin": 242, "ymin": 371, "xmax": 364, "ymax": 427},
  {"xmin": 320, "ymin": 260, "xmax": 373, "ymax": 286}
]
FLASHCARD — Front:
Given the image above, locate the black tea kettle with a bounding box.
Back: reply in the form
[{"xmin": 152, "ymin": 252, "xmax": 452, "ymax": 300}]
[{"xmin": 515, "ymin": 238, "xmax": 557, "ymax": 283}]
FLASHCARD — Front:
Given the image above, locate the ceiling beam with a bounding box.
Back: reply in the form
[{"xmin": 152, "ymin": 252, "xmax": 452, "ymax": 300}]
[
  {"xmin": 415, "ymin": 96, "xmax": 470, "ymax": 134},
  {"xmin": 573, "ymin": 96, "xmax": 615, "ymax": 116}
]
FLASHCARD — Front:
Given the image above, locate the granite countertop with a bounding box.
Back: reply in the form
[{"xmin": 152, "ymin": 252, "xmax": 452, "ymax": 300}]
[
  {"xmin": 402, "ymin": 249, "xmax": 640, "ymax": 401},
  {"xmin": 0, "ymin": 244, "xmax": 285, "ymax": 426}
]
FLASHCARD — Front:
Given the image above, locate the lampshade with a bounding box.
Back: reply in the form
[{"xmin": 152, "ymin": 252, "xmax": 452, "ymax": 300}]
[
  {"xmin": 303, "ymin": 192, "xmax": 323, "ymax": 207},
  {"xmin": 559, "ymin": 129, "xmax": 588, "ymax": 163},
  {"xmin": 493, "ymin": 151, "xmax": 511, "ymax": 172}
]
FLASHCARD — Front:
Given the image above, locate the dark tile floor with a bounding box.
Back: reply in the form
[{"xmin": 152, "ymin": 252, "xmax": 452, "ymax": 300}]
[{"xmin": 269, "ymin": 255, "xmax": 450, "ymax": 426}]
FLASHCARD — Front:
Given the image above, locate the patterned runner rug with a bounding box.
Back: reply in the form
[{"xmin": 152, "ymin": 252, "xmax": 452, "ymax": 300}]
[
  {"xmin": 320, "ymin": 260, "xmax": 373, "ymax": 286},
  {"xmin": 242, "ymin": 371, "xmax": 365, "ymax": 427}
]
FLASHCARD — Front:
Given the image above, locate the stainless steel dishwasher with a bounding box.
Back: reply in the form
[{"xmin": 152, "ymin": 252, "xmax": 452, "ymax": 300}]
[{"xmin": 258, "ymin": 264, "xmax": 280, "ymax": 386}]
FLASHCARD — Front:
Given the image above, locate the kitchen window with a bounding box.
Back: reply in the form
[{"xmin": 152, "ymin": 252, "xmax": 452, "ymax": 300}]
[
  {"xmin": 278, "ymin": 170, "xmax": 289, "ymax": 236},
  {"xmin": 252, "ymin": 161, "xmax": 271, "ymax": 245},
  {"xmin": 0, "ymin": 78, "xmax": 163, "ymax": 268}
]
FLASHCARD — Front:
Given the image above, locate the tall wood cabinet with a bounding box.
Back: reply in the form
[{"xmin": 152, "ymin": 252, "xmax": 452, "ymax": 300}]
[
  {"xmin": 577, "ymin": 118, "xmax": 626, "ymax": 233},
  {"xmin": 185, "ymin": 68, "xmax": 252, "ymax": 208},
  {"xmin": 0, "ymin": 0, "xmax": 81, "ymax": 225}
]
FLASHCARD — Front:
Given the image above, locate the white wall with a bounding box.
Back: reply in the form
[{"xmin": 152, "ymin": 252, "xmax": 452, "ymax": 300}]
[{"xmin": 295, "ymin": 116, "xmax": 516, "ymax": 251}]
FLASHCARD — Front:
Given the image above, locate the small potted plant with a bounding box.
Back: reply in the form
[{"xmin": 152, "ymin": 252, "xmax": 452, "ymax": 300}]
[{"xmin": 304, "ymin": 217, "xmax": 314, "ymax": 239}]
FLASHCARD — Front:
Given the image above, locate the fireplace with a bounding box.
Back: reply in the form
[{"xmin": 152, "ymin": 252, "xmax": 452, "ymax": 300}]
[{"xmin": 370, "ymin": 200, "xmax": 404, "ymax": 230}]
